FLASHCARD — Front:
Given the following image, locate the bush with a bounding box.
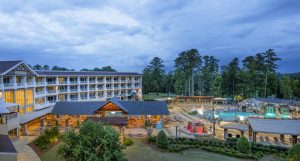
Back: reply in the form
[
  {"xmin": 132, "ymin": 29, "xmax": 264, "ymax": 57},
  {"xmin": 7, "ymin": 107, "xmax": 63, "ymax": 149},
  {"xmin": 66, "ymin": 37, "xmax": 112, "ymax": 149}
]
[
  {"xmin": 188, "ymin": 111, "xmax": 197, "ymax": 115},
  {"xmin": 123, "ymin": 138, "xmax": 133, "ymax": 146},
  {"xmin": 34, "ymin": 135, "xmax": 49, "ymax": 149},
  {"xmin": 156, "ymin": 130, "xmax": 169, "ymax": 149},
  {"xmin": 236, "ymin": 136, "xmax": 250, "ymax": 153},
  {"xmin": 288, "ymin": 143, "xmax": 300, "ymax": 161},
  {"xmin": 148, "ymin": 136, "xmax": 156, "ymax": 143}
]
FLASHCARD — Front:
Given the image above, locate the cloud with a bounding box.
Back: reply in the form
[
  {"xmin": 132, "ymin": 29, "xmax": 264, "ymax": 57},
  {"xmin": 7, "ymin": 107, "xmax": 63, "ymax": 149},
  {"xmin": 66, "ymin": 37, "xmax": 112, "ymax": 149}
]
[{"xmin": 0, "ymin": 0, "xmax": 300, "ymax": 72}]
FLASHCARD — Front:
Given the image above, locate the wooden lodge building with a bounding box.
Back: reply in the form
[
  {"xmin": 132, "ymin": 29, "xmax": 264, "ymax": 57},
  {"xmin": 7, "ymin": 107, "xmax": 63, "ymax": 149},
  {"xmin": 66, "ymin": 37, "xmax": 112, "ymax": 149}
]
[{"xmin": 47, "ymin": 97, "xmax": 169, "ymax": 129}]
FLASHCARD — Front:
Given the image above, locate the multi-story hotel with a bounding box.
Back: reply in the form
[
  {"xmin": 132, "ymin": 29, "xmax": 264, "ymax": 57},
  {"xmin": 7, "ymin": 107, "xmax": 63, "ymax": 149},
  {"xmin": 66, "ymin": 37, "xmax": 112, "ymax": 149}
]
[{"xmin": 0, "ymin": 60, "xmax": 143, "ymax": 114}]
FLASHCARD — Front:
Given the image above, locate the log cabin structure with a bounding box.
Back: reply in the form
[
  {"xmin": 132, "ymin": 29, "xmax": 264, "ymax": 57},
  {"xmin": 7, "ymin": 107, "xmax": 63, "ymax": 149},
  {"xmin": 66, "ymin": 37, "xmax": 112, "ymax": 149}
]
[{"xmin": 48, "ymin": 97, "xmax": 169, "ymax": 129}]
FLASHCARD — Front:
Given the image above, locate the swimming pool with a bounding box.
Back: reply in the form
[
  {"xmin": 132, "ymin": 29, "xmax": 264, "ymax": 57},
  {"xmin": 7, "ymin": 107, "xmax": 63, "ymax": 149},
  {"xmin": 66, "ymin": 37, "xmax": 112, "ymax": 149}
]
[{"xmin": 217, "ymin": 111, "xmax": 257, "ymax": 121}]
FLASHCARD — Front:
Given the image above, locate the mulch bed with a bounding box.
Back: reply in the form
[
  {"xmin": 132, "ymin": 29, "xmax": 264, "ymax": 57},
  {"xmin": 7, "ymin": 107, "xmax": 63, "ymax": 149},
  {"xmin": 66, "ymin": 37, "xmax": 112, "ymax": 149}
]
[{"xmin": 28, "ymin": 138, "xmax": 61, "ymax": 157}]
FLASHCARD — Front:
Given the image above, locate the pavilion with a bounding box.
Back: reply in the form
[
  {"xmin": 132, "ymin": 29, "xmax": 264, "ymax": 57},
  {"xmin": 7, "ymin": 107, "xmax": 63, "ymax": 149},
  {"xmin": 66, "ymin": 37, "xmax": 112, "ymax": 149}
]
[{"xmin": 221, "ymin": 118, "xmax": 300, "ymax": 145}]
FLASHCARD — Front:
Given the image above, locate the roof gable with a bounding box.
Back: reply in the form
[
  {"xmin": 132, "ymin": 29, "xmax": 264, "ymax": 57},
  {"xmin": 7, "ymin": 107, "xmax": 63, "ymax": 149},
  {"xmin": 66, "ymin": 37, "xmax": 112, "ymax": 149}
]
[
  {"xmin": 97, "ymin": 97, "xmax": 128, "ymax": 113},
  {"xmin": 0, "ymin": 60, "xmax": 37, "ymax": 76}
]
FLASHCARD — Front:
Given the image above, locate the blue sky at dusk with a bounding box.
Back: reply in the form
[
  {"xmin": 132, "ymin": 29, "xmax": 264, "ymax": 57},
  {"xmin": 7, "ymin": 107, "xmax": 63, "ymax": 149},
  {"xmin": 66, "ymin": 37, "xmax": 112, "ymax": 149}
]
[{"xmin": 0, "ymin": 0, "xmax": 300, "ymax": 73}]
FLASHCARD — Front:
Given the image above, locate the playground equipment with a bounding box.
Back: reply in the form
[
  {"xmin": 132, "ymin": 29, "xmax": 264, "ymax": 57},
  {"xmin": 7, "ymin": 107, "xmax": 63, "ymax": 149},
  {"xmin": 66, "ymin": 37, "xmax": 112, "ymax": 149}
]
[
  {"xmin": 182, "ymin": 121, "xmax": 209, "ymax": 136},
  {"xmin": 264, "ymin": 106, "xmax": 276, "ymax": 119}
]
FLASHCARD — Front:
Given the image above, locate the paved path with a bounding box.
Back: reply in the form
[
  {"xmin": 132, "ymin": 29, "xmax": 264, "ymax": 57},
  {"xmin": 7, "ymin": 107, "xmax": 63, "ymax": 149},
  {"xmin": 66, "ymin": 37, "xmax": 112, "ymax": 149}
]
[{"xmin": 13, "ymin": 136, "xmax": 41, "ymax": 161}]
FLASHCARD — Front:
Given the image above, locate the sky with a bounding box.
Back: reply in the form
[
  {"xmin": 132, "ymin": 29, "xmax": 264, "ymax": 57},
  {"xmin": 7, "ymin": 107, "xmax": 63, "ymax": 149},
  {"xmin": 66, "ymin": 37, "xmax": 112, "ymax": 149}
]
[{"xmin": 0, "ymin": 0, "xmax": 300, "ymax": 73}]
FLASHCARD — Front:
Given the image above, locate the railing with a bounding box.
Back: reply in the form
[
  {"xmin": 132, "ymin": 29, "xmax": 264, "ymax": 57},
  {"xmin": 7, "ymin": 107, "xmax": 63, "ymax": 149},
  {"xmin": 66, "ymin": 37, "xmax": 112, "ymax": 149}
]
[
  {"xmin": 80, "ymin": 97, "xmax": 88, "ymax": 100},
  {"xmin": 36, "ymin": 82, "xmax": 45, "ymax": 85},
  {"xmin": 89, "ymin": 80, "xmax": 96, "ymax": 83},
  {"xmin": 80, "ymin": 81, "xmax": 88, "ymax": 83},
  {"xmin": 3, "ymin": 83, "xmax": 15, "ymax": 87},
  {"xmin": 70, "ymin": 81, "xmax": 77, "ymax": 84},
  {"xmin": 36, "ymin": 91, "xmax": 45, "ymax": 95},
  {"xmin": 80, "ymin": 88, "xmax": 88, "ymax": 91},
  {"xmin": 106, "ymin": 87, "xmax": 113, "ymax": 89},
  {"xmin": 89, "ymin": 88, "xmax": 96, "ymax": 91},
  {"xmin": 121, "ymin": 80, "xmax": 126, "ymax": 82},
  {"xmin": 70, "ymin": 97, "xmax": 78, "ymax": 101},
  {"xmin": 47, "ymin": 81, "xmax": 56, "ymax": 85},
  {"xmin": 70, "ymin": 89, "xmax": 78, "ymax": 92},
  {"xmin": 47, "ymin": 90, "xmax": 57, "ymax": 93},
  {"xmin": 97, "ymin": 80, "xmax": 104, "ymax": 83},
  {"xmin": 27, "ymin": 82, "xmax": 35, "ymax": 86},
  {"xmin": 89, "ymin": 96, "xmax": 96, "ymax": 99},
  {"xmin": 106, "ymin": 80, "xmax": 112, "ymax": 82},
  {"xmin": 59, "ymin": 89, "xmax": 68, "ymax": 92},
  {"xmin": 59, "ymin": 81, "xmax": 67, "ymax": 84}
]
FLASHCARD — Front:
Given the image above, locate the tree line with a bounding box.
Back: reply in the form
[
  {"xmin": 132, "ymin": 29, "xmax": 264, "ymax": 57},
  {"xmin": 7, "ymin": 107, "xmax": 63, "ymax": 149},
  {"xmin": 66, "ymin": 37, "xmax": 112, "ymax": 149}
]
[
  {"xmin": 29, "ymin": 64, "xmax": 117, "ymax": 72},
  {"xmin": 142, "ymin": 49, "xmax": 300, "ymax": 99}
]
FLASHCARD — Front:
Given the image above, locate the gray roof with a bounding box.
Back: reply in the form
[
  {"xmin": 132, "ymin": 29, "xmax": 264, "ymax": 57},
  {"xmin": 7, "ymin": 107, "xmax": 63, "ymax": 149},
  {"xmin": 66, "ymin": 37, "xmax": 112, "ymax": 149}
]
[
  {"xmin": 255, "ymin": 98, "xmax": 300, "ymax": 106},
  {"xmin": 248, "ymin": 118, "xmax": 300, "ymax": 135},
  {"xmin": 0, "ymin": 135, "xmax": 17, "ymax": 153},
  {"xmin": 221, "ymin": 123, "xmax": 249, "ymax": 132},
  {"xmin": 51, "ymin": 99, "xmax": 169, "ymax": 116},
  {"xmin": 20, "ymin": 107, "xmax": 53, "ymax": 124},
  {"xmin": 0, "ymin": 60, "xmax": 22, "ymax": 75},
  {"xmin": 35, "ymin": 70, "xmax": 141, "ymax": 76}
]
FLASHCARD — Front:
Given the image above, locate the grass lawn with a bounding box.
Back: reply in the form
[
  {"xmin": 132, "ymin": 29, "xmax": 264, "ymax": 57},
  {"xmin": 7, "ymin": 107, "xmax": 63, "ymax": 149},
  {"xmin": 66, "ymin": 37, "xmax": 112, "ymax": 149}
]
[
  {"xmin": 143, "ymin": 92, "xmax": 176, "ymax": 100},
  {"xmin": 124, "ymin": 139, "xmax": 248, "ymax": 161},
  {"xmin": 40, "ymin": 143, "xmax": 64, "ymax": 161},
  {"xmin": 40, "ymin": 139, "xmax": 280, "ymax": 161}
]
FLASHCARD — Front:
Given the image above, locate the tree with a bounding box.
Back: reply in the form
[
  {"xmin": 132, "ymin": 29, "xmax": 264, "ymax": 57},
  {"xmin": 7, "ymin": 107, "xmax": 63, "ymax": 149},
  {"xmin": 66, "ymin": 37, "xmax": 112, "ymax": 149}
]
[
  {"xmin": 174, "ymin": 49, "xmax": 202, "ymax": 95},
  {"xmin": 33, "ymin": 64, "xmax": 42, "ymax": 70},
  {"xmin": 142, "ymin": 57, "xmax": 165, "ymax": 94},
  {"xmin": 42, "ymin": 65, "xmax": 50, "ymax": 70},
  {"xmin": 288, "ymin": 143, "xmax": 300, "ymax": 161},
  {"xmin": 100, "ymin": 66, "xmax": 117, "ymax": 72},
  {"xmin": 57, "ymin": 121, "xmax": 125, "ymax": 161},
  {"xmin": 236, "ymin": 136, "xmax": 249, "ymax": 153},
  {"xmin": 156, "ymin": 130, "xmax": 169, "ymax": 149}
]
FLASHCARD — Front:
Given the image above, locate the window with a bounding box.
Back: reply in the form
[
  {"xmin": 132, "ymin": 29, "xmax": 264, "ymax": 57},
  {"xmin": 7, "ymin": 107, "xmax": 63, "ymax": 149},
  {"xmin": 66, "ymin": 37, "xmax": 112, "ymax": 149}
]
[
  {"xmin": 4, "ymin": 90, "xmax": 14, "ymax": 103},
  {"xmin": 15, "ymin": 89, "xmax": 25, "ymax": 106}
]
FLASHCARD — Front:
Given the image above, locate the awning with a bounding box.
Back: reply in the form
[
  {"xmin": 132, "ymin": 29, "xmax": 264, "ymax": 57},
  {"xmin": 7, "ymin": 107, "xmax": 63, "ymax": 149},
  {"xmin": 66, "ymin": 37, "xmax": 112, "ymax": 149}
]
[{"xmin": 85, "ymin": 117, "xmax": 128, "ymax": 126}]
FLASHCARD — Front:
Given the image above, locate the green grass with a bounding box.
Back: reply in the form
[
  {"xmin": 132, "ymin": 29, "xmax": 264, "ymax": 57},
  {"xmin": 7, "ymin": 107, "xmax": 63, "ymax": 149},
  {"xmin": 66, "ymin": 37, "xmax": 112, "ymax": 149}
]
[
  {"xmin": 124, "ymin": 139, "xmax": 248, "ymax": 161},
  {"xmin": 40, "ymin": 143, "xmax": 63, "ymax": 161},
  {"xmin": 143, "ymin": 92, "xmax": 176, "ymax": 100},
  {"xmin": 40, "ymin": 139, "xmax": 283, "ymax": 161}
]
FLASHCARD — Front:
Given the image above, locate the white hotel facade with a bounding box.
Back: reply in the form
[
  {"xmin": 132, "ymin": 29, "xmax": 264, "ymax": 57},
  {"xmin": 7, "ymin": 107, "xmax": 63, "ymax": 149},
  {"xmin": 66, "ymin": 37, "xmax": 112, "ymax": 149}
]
[{"xmin": 0, "ymin": 60, "xmax": 142, "ymax": 114}]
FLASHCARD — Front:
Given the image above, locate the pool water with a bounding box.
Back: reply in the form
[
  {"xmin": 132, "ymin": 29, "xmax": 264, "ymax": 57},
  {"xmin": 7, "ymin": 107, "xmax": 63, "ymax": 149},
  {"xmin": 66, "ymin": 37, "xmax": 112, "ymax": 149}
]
[{"xmin": 218, "ymin": 111, "xmax": 257, "ymax": 121}]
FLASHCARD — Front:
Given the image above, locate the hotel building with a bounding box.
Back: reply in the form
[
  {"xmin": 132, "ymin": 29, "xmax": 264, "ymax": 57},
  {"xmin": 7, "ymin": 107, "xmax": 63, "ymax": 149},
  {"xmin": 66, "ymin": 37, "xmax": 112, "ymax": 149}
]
[{"xmin": 0, "ymin": 60, "xmax": 143, "ymax": 114}]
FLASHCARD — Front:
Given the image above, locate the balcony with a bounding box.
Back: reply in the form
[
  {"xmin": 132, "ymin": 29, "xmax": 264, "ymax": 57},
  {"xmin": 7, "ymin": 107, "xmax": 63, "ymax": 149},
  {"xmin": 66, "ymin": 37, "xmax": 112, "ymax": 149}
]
[
  {"xmin": 3, "ymin": 83, "xmax": 15, "ymax": 87},
  {"xmin": 59, "ymin": 81, "xmax": 67, "ymax": 84},
  {"xmin": 106, "ymin": 80, "xmax": 112, "ymax": 83},
  {"xmin": 70, "ymin": 89, "xmax": 78, "ymax": 92},
  {"xmin": 89, "ymin": 80, "xmax": 96, "ymax": 83},
  {"xmin": 59, "ymin": 89, "xmax": 68, "ymax": 93},
  {"xmin": 80, "ymin": 97, "xmax": 88, "ymax": 100},
  {"xmin": 89, "ymin": 96, "xmax": 96, "ymax": 99},
  {"xmin": 70, "ymin": 97, "xmax": 78, "ymax": 101},
  {"xmin": 70, "ymin": 81, "xmax": 78, "ymax": 84},
  {"xmin": 17, "ymin": 82, "xmax": 26, "ymax": 87},
  {"xmin": 47, "ymin": 90, "xmax": 57, "ymax": 94},
  {"xmin": 89, "ymin": 87, "xmax": 96, "ymax": 91},
  {"xmin": 27, "ymin": 82, "xmax": 35, "ymax": 86},
  {"xmin": 106, "ymin": 87, "xmax": 113, "ymax": 90},
  {"xmin": 47, "ymin": 81, "xmax": 57, "ymax": 85},
  {"xmin": 80, "ymin": 88, "xmax": 88, "ymax": 92},
  {"xmin": 35, "ymin": 91, "xmax": 45, "ymax": 96},
  {"xmin": 36, "ymin": 82, "xmax": 45, "ymax": 86},
  {"xmin": 97, "ymin": 80, "xmax": 104, "ymax": 83},
  {"xmin": 80, "ymin": 81, "xmax": 88, "ymax": 84},
  {"xmin": 34, "ymin": 101, "xmax": 50, "ymax": 110}
]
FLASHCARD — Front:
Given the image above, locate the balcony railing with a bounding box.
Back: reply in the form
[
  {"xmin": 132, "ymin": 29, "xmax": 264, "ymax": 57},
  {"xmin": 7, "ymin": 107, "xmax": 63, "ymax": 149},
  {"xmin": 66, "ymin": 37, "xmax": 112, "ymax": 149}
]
[
  {"xmin": 59, "ymin": 89, "xmax": 68, "ymax": 92},
  {"xmin": 36, "ymin": 91, "xmax": 45, "ymax": 95},
  {"xmin": 47, "ymin": 90, "xmax": 57, "ymax": 94},
  {"xmin": 89, "ymin": 88, "xmax": 96, "ymax": 91},
  {"xmin": 3, "ymin": 83, "xmax": 15, "ymax": 87},
  {"xmin": 80, "ymin": 81, "xmax": 88, "ymax": 83},
  {"xmin": 47, "ymin": 81, "xmax": 56, "ymax": 85},
  {"xmin": 80, "ymin": 88, "xmax": 88, "ymax": 91},
  {"xmin": 70, "ymin": 89, "xmax": 78, "ymax": 92},
  {"xmin": 59, "ymin": 81, "xmax": 67, "ymax": 84},
  {"xmin": 97, "ymin": 80, "xmax": 104, "ymax": 83},
  {"xmin": 70, "ymin": 81, "xmax": 78, "ymax": 84},
  {"xmin": 70, "ymin": 97, "xmax": 78, "ymax": 101},
  {"xmin": 89, "ymin": 80, "xmax": 96, "ymax": 83},
  {"xmin": 17, "ymin": 83, "xmax": 25, "ymax": 87},
  {"xmin": 36, "ymin": 82, "xmax": 45, "ymax": 85}
]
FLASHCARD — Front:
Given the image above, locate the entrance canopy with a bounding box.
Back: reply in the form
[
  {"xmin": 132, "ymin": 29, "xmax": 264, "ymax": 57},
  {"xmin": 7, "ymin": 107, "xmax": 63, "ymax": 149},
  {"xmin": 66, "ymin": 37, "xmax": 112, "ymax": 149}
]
[{"xmin": 249, "ymin": 118, "xmax": 300, "ymax": 135}]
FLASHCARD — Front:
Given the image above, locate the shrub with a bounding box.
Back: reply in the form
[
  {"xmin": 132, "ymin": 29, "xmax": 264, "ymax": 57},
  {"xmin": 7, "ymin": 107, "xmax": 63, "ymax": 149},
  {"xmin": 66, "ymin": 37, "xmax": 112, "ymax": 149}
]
[
  {"xmin": 288, "ymin": 143, "xmax": 300, "ymax": 161},
  {"xmin": 156, "ymin": 130, "xmax": 169, "ymax": 149},
  {"xmin": 123, "ymin": 138, "xmax": 133, "ymax": 146},
  {"xmin": 236, "ymin": 136, "xmax": 250, "ymax": 153},
  {"xmin": 148, "ymin": 136, "xmax": 156, "ymax": 143},
  {"xmin": 34, "ymin": 135, "xmax": 49, "ymax": 149},
  {"xmin": 188, "ymin": 111, "xmax": 197, "ymax": 115}
]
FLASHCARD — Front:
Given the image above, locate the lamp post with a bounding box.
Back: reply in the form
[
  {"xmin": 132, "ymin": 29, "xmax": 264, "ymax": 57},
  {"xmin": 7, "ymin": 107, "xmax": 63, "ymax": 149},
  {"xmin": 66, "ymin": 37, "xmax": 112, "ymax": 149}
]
[
  {"xmin": 175, "ymin": 125, "xmax": 179, "ymax": 139},
  {"xmin": 212, "ymin": 104, "xmax": 216, "ymax": 138}
]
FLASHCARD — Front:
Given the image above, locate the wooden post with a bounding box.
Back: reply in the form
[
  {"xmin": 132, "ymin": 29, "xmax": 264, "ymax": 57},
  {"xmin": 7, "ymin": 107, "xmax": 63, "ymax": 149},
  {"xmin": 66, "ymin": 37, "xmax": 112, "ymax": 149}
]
[
  {"xmin": 280, "ymin": 134, "xmax": 284, "ymax": 141},
  {"xmin": 253, "ymin": 132, "xmax": 257, "ymax": 143},
  {"xmin": 241, "ymin": 131, "xmax": 244, "ymax": 137},
  {"xmin": 292, "ymin": 135, "xmax": 297, "ymax": 145},
  {"xmin": 249, "ymin": 125, "xmax": 252, "ymax": 141},
  {"xmin": 224, "ymin": 129, "xmax": 228, "ymax": 140}
]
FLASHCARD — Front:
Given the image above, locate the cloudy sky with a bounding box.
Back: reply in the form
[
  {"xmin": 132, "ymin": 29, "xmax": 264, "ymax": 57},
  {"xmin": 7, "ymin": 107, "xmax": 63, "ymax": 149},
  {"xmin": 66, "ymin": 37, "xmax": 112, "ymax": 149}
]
[{"xmin": 0, "ymin": 0, "xmax": 299, "ymax": 73}]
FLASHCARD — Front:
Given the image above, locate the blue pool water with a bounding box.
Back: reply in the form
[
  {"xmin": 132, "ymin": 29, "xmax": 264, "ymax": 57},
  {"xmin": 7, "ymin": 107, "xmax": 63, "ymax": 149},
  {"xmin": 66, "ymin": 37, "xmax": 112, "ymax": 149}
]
[{"xmin": 218, "ymin": 111, "xmax": 256, "ymax": 121}]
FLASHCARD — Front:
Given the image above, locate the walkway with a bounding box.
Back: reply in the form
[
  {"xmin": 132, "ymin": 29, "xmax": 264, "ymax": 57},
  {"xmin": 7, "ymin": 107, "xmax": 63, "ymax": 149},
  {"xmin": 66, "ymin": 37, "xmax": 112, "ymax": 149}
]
[{"xmin": 13, "ymin": 136, "xmax": 41, "ymax": 161}]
